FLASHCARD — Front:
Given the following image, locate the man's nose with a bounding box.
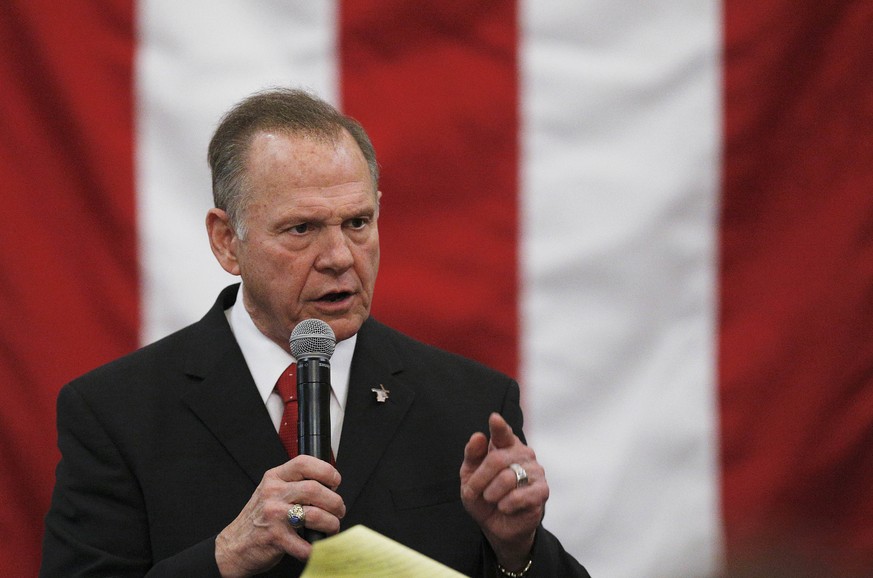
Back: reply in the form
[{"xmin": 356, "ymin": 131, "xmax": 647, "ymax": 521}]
[{"xmin": 314, "ymin": 226, "xmax": 354, "ymax": 272}]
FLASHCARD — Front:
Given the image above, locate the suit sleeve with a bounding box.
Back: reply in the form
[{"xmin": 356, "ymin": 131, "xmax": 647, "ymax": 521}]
[
  {"xmin": 40, "ymin": 384, "xmax": 222, "ymax": 577},
  {"xmin": 478, "ymin": 380, "xmax": 591, "ymax": 578}
]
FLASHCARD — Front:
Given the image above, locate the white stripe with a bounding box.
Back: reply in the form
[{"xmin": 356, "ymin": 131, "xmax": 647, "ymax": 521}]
[
  {"xmin": 136, "ymin": 0, "xmax": 338, "ymax": 342},
  {"xmin": 521, "ymin": 2, "xmax": 723, "ymax": 576}
]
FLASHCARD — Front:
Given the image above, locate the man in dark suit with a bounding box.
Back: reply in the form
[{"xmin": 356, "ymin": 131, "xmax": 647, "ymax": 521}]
[{"xmin": 41, "ymin": 88, "xmax": 588, "ymax": 577}]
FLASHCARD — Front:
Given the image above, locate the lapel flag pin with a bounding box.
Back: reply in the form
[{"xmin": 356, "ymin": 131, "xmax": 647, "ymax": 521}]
[{"xmin": 371, "ymin": 383, "xmax": 390, "ymax": 403}]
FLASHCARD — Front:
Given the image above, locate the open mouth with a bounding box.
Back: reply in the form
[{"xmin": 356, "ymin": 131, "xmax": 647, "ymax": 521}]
[{"xmin": 320, "ymin": 291, "xmax": 351, "ymax": 303}]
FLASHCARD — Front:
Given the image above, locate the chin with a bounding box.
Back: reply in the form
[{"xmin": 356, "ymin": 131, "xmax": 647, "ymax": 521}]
[{"xmin": 329, "ymin": 315, "xmax": 367, "ymax": 342}]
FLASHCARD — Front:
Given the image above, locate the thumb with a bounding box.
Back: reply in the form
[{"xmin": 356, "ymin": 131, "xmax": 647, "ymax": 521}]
[{"xmin": 461, "ymin": 432, "xmax": 488, "ymax": 474}]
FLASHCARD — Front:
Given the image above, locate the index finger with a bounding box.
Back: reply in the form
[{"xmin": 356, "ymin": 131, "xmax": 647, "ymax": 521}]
[
  {"xmin": 275, "ymin": 455, "xmax": 341, "ymax": 490},
  {"xmin": 487, "ymin": 412, "xmax": 519, "ymax": 450}
]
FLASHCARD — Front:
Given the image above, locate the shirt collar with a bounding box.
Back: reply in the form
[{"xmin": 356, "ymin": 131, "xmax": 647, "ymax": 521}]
[{"xmin": 225, "ymin": 284, "xmax": 354, "ymax": 411}]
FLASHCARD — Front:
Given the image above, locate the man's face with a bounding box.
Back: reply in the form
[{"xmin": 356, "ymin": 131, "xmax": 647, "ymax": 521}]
[{"xmin": 211, "ymin": 129, "xmax": 380, "ymax": 346}]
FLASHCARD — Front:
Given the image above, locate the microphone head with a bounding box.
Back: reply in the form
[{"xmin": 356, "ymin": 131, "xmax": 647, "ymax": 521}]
[{"xmin": 290, "ymin": 319, "xmax": 336, "ymax": 360}]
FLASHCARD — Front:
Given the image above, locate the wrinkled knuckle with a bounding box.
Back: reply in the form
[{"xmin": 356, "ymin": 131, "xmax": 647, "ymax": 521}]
[
  {"xmin": 266, "ymin": 487, "xmax": 287, "ymax": 503},
  {"xmin": 260, "ymin": 475, "xmax": 285, "ymax": 495},
  {"xmin": 263, "ymin": 467, "xmax": 283, "ymax": 483},
  {"xmin": 267, "ymin": 501, "xmax": 289, "ymax": 521},
  {"xmin": 301, "ymin": 478, "xmax": 327, "ymax": 497}
]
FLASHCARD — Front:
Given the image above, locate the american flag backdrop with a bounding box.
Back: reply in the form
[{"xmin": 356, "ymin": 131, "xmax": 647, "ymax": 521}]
[{"xmin": 2, "ymin": 1, "xmax": 872, "ymax": 576}]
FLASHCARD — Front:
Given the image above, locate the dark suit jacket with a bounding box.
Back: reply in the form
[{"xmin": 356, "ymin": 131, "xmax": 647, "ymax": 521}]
[{"xmin": 41, "ymin": 285, "xmax": 588, "ymax": 577}]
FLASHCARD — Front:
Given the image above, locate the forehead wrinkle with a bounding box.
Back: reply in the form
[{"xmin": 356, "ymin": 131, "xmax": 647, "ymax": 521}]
[{"xmin": 274, "ymin": 186, "xmax": 376, "ymax": 223}]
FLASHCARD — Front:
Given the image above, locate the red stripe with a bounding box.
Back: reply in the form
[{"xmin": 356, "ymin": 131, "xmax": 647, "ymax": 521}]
[
  {"xmin": 0, "ymin": 1, "xmax": 137, "ymax": 573},
  {"xmin": 338, "ymin": 1, "xmax": 520, "ymax": 380},
  {"xmin": 720, "ymin": 1, "xmax": 873, "ymax": 573}
]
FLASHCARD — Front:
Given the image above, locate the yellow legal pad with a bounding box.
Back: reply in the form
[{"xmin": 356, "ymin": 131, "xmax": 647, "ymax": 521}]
[{"xmin": 301, "ymin": 525, "xmax": 468, "ymax": 577}]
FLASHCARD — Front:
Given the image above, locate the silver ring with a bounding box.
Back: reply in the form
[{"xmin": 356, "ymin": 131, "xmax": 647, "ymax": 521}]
[
  {"xmin": 287, "ymin": 504, "xmax": 306, "ymax": 529},
  {"xmin": 508, "ymin": 463, "xmax": 529, "ymax": 488}
]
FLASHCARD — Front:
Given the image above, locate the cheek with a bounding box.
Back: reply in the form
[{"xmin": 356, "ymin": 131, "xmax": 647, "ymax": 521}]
[
  {"xmin": 267, "ymin": 245, "xmax": 311, "ymax": 277},
  {"xmin": 360, "ymin": 244, "xmax": 380, "ymax": 283}
]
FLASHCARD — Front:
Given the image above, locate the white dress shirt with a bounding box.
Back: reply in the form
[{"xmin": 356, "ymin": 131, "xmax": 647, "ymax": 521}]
[{"xmin": 224, "ymin": 285, "xmax": 354, "ymax": 457}]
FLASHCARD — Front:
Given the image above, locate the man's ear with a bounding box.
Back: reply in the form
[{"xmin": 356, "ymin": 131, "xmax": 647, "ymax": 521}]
[{"xmin": 206, "ymin": 208, "xmax": 241, "ymax": 276}]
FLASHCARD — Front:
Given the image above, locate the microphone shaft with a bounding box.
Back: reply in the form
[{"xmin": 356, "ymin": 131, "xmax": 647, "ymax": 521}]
[
  {"xmin": 296, "ymin": 356, "xmax": 331, "ymax": 543},
  {"xmin": 296, "ymin": 358, "xmax": 332, "ymax": 462}
]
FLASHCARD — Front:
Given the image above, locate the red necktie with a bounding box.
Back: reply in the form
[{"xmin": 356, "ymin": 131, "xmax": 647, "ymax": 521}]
[{"xmin": 275, "ymin": 363, "xmax": 298, "ymax": 458}]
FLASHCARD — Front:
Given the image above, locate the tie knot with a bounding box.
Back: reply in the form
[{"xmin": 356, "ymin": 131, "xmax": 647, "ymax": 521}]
[{"xmin": 275, "ymin": 363, "xmax": 296, "ymax": 402}]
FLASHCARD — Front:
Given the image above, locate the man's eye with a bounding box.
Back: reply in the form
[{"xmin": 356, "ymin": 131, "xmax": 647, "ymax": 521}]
[
  {"xmin": 347, "ymin": 218, "xmax": 368, "ymax": 229},
  {"xmin": 290, "ymin": 223, "xmax": 310, "ymax": 234}
]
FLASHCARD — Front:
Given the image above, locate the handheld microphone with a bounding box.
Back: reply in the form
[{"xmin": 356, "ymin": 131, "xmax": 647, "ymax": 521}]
[{"xmin": 289, "ymin": 319, "xmax": 336, "ymax": 543}]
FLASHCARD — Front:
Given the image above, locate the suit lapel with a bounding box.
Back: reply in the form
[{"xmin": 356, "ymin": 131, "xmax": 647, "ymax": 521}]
[
  {"xmin": 336, "ymin": 320, "xmax": 415, "ymax": 512},
  {"xmin": 180, "ymin": 285, "xmax": 288, "ymax": 486},
  {"xmin": 174, "ymin": 291, "xmax": 417, "ymax": 506},
  {"xmin": 182, "ymin": 354, "xmax": 288, "ymax": 486}
]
